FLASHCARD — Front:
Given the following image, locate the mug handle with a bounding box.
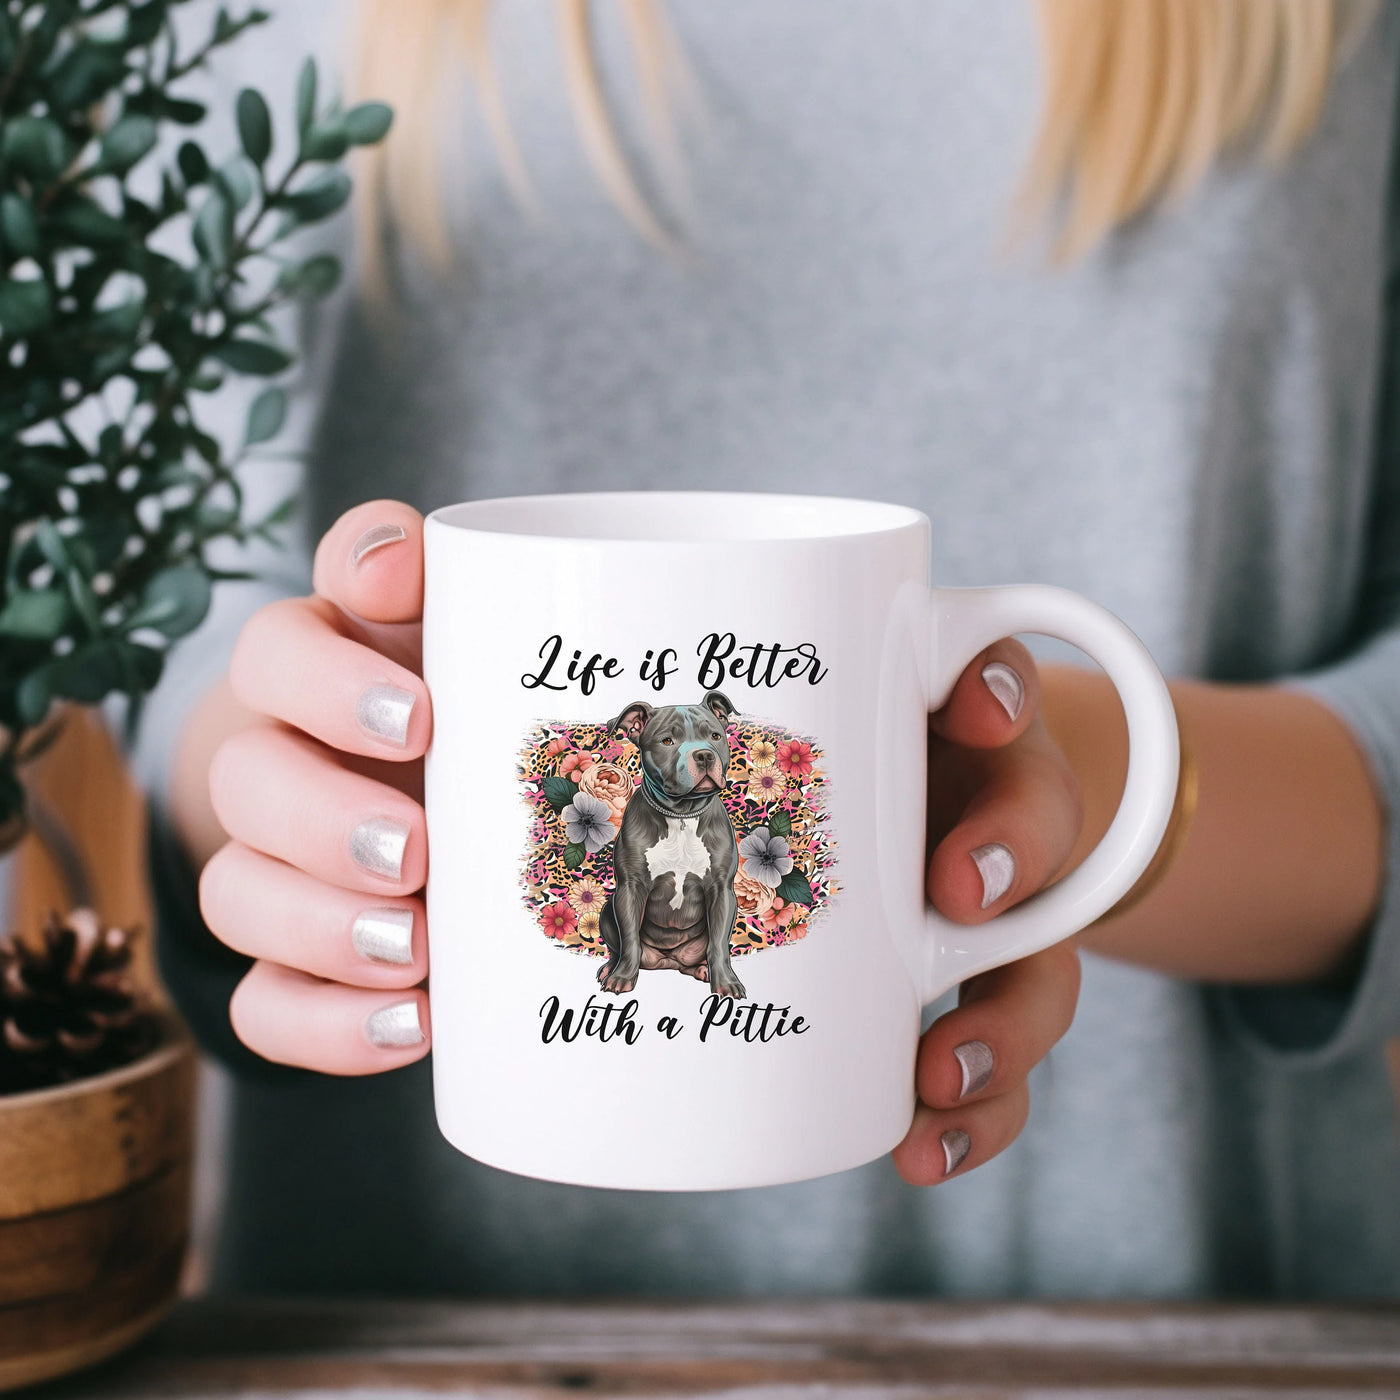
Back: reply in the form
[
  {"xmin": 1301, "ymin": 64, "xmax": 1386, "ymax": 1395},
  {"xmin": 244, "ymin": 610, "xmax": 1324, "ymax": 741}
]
[{"xmin": 920, "ymin": 585, "xmax": 1179, "ymax": 1002}]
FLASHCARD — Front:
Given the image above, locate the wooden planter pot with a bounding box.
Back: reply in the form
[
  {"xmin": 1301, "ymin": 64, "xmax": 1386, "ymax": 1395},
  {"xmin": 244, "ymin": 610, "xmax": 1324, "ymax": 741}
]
[{"xmin": 0, "ymin": 1023, "xmax": 196, "ymax": 1391}]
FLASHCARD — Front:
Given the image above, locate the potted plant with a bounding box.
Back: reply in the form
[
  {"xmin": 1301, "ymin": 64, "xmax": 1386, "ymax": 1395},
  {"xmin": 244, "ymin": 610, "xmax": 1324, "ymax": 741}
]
[{"xmin": 0, "ymin": 0, "xmax": 390, "ymax": 1385}]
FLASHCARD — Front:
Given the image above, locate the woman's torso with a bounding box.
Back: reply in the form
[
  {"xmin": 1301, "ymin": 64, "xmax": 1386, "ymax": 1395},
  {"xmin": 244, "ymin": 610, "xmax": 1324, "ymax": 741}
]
[{"xmin": 214, "ymin": 0, "xmax": 1400, "ymax": 1297}]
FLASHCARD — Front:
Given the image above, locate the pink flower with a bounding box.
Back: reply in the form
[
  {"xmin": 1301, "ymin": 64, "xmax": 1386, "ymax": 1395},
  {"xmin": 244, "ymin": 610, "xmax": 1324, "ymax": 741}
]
[
  {"xmin": 545, "ymin": 736, "xmax": 569, "ymax": 757},
  {"xmin": 578, "ymin": 761, "xmax": 633, "ymax": 828},
  {"xmin": 559, "ymin": 752, "xmax": 597, "ymax": 783},
  {"xmin": 734, "ymin": 867, "xmax": 777, "ymax": 920},
  {"xmin": 760, "ymin": 897, "xmax": 801, "ymax": 932},
  {"xmin": 776, "ymin": 739, "xmax": 814, "ymax": 779},
  {"xmin": 540, "ymin": 901, "xmax": 578, "ymax": 937}
]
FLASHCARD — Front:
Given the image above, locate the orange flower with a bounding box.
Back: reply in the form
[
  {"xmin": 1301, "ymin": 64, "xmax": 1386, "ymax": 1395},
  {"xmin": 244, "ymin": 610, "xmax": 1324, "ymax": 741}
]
[
  {"xmin": 545, "ymin": 736, "xmax": 569, "ymax": 757},
  {"xmin": 734, "ymin": 867, "xmax": 777, "ymax": 920},
  {"xmin": 579, "ymin": 760, "xmax": 633, "ymax": 827}
]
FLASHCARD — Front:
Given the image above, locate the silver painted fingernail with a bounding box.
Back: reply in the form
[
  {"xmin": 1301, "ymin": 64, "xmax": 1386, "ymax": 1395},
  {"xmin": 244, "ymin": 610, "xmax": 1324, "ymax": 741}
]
[
  {"xmin": 364, "ymin": 999, "xmax": 424, "ymax": 1048},
  {"xmin": 352, "ymin": 523, "xmax": 406, "ymax": 567},
  {"xmin": 350, "ymin": 815, "xmax": 411, "ymax": 881},
  {"xmin": 352, "ymin": 907, "xmax": 415, "ymax": 966},
  {"xmin": 356, "ymin": 683, "xmax": 416, "ymax": 747},
  {"xmin": 981, "ymin": 661, "xmax": 1024, "ymax": 722},
  {"xmin": 971, "ymin": 842, "xmax": 1015, "ymax": 909},
  {"xmin": 954, "ymin": 1039, "xmax": 995, "ymax": 1099},
  {"xmin": 942, "ymin": 1127, "xmax": 971, "ymax": 1176}
]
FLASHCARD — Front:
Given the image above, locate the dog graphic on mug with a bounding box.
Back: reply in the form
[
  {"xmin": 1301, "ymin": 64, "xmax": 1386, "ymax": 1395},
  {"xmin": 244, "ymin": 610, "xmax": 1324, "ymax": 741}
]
[{"xmin": 598, "ymin": 690, "xmax": 747, "ymax": 1000}]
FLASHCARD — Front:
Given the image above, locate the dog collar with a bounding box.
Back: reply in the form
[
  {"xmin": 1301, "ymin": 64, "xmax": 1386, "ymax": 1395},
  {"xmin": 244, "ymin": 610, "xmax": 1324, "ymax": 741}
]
[{"xmin": 638, "ymin": 770, "xmax": 721, "ymax": 820}]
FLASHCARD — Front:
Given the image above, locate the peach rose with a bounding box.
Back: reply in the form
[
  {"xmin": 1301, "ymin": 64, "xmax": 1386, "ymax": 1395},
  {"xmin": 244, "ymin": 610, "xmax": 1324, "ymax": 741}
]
[
  {"xmin": 734, "ymin": 866, "xmax": 777, "ymax": 920},
  {"xmin": 579, "ymin": 760, "xmax": 633, "ymax": 827}
]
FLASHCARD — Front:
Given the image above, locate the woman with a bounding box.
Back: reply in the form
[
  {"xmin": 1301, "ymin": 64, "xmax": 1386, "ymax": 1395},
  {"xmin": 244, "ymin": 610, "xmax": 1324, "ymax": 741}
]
[{"xmin": 148, "ymin": 0, "xmax": 1400, "ymax": 1296}]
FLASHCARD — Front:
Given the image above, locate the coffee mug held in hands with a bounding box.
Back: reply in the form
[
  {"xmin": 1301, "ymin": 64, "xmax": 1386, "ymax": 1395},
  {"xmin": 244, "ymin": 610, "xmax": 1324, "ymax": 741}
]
[{"xmin": 422, "ymin": 493, "xmax": 1177, "ymax": 1191}]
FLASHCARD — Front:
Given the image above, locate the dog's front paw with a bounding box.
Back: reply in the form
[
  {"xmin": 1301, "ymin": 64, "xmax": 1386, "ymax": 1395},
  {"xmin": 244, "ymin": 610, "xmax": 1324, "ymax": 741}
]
[
  {"xmin": 598, "ymin": 960, "xmax": 639, "ymax": 994},
  {"xmin": 710, "ymin": 972, "xmax": 746, "ymax": 1000}
]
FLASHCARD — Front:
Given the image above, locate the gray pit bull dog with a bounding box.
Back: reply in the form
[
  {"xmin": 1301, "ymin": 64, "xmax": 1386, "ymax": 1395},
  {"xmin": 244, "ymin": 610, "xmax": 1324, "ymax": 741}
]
[{"xmin": 598, "ymin": 691, "xmax": 746, "ymax": 1000}]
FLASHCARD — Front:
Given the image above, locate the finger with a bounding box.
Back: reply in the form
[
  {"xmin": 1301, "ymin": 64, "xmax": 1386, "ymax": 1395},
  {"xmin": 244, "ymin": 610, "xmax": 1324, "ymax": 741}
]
[
  {"xmin": 930, "ymin": 638, "xmax": 1039, "ymax": 749},
  {"xmin": 312, "ymin": 500, "xmax": 424, "ymax": 625},
  {"xmin": 890, "ymin": 1082, "xmax": 1031, "ymax": 1186},
  {"xmin": 926, "ymin": 735, "xmax": 1083, "ymax": 922},
  {"xmin": 230, "ymin": 961, "xmax": 430, "ymax": 1074},
  {"xmin": 914, "ymin": 941, "xmax": 1081, "ymax": 1109},
  {"xmin": 230, "ymin": 596, "xmax": 431, "ymax": 760},
  {"xmin": 209, "ymin": 724, "xmax": 426, "ymax": 896},
  {"xmin": 201, "ymin": 842, "xmax": 426, "ymax": 989}
]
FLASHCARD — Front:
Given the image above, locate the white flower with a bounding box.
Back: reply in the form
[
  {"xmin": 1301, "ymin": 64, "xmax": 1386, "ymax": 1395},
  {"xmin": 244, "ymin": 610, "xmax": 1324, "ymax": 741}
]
[
  {"xmin": 738, "ymin": 827, "xmax": 794, "ymax": 886},
  {"xmin": 562, "ymin": 791, "xmax": 616, "ymax": 853}
]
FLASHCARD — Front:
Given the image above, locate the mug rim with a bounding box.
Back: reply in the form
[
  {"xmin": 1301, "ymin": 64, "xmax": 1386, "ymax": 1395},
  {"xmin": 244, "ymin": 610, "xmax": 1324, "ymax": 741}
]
[{"xmin": 426, "ymin": 491, "xmax": 929, "ymax": 545}]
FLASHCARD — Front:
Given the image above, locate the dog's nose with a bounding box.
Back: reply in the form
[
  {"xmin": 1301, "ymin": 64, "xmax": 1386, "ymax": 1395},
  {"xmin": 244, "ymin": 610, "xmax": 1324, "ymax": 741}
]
[{"xmin": 694, "ymin": 750, "xmax": 716, "ymax": 770}]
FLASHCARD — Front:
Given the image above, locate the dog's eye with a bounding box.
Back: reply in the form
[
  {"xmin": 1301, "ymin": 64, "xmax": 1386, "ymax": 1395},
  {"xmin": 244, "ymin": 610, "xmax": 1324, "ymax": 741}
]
[
  {"xmin": 709, "ymin": 731, "xmax": 720, "ymax": 740},
  {"xmin": 661, "ymin": 737, "xmax": 674, "ymax": 746}
]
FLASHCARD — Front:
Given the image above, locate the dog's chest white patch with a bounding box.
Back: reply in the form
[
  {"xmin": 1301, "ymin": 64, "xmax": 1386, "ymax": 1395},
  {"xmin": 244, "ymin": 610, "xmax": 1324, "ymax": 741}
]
[{"xmin": 645, "ymin": 818, "xmax": 710, "ymax": 910}]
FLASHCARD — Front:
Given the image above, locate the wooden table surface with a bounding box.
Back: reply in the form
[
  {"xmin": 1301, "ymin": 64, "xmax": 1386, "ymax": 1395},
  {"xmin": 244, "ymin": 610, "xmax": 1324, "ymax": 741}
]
[{"xmin": 30, "ymin": 1298, "xmax": 1400, "ymax": 1399}]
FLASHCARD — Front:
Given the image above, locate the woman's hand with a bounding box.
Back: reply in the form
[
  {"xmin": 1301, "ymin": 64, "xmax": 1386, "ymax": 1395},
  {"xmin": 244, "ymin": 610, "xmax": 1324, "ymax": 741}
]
[
  {"xmin": 200, "ymin": 500, "xmax": 435, "ymax": 1073},
  {"xmin": 891, "ymin": 644, "xmax": 1084, "ymax": 1184},
  {"xmin": 200, "ymin": 500, "xmax": 1086, "ymax": 1162}
]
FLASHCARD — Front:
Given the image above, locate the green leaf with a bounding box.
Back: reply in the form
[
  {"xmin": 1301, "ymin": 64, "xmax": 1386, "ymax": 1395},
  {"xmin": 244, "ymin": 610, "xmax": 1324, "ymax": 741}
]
[
  {"xmin": 192, "ymin": 190, "xmax": 233, "ymax": 268},
  {"xmin": 123, "ymin": 566, "xmax": 212, "ymax": 639},
  {"xmin": 125, "ymin": 1, "xmax": 166, "ymax": 47},
  {"xmin": 299, "ymin": 122, "xmax": 348, "ymax": 163},
  {"xmin": 774, "ymin": 869, "xmax": 814, "ymax": 908},
  {"xmin": 48, "ymin": 199, "xmax": 129, "ymax": 246},
  {"xmin": 244, "ymin": 385, "xmax": 286, "ymax": 444},
  {"xmin": 277, "ymin": 252, "xmax": 341, "ymax": 297},
  {"xmin": 343, "ymin": 102, "xmax": 393, "ymax": 146},
  {"xmin": 99, "ymin": 114, "xmax": 158, "ymax": 173},
  {"xmin": 38, "ymin": 640, "xmax": 163, "ymax": 708},
  {"xmin": 16, "ymin": 671, "xmax": 51, "ymax": 727},
  {"xmin": 542, "ymin": 775, "xmax": 577, "ymax": 813},
  {"xmin": 46, "ymin": 40, "xmax": 126, "ymax": 111},
  {"xmin": 280, "ymin": 168, "xmax": 351, "ymax": 222},
  {"xmin": 2, "ymin": 116, "xmax": 67, "ymax": 181},
  {"xmin": 210, "ymin": 338, "xmax": 293, "ymax": 374},
  {"xmin": 296, "ymin": 57, "xmax": 317, "ymax": 139},
  {"xmin": 165, "ymin": 98, "xmax": 207, "ymax": 126},
  {"xmin": 563, "ymin": 842, "xmax": 587, "ymax": 870},
  {"xmin": 177, "ymin": 141, "xmax": 210, "ymax": 186},
  {"xmin": 236, "ymin": 88, "xmax": 272, "ymax": 166},
  {"xmin": 767, "ymin": 808, "xmax": 792, "ymax": 838},
  {"xmin": 0, "ymin": 279, "xmax": 52, "ymax": 336},
  {"xmin": 217, "ymin": 157, "xmax": 255, "ymax": 211},
  {"xmin": 0, "ymin": 590, "xmax": 71, "ymax": 640},
  {"xmin": 0, "ymin": 196, "xmax": 39, "ymax": 258},
  {"xmin": 92, "ymin": 298, "xmax": 145, "ymax": 341}
]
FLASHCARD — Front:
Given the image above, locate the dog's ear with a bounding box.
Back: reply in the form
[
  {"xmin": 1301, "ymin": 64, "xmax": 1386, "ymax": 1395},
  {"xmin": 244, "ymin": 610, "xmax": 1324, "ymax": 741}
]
[
  {"xmin": 609, "ymin": 700, "xmax": 653, "ymax": 742},
  {"xmin": 702, "ymin": 690, "xmax": 736, "ymax": 724}
]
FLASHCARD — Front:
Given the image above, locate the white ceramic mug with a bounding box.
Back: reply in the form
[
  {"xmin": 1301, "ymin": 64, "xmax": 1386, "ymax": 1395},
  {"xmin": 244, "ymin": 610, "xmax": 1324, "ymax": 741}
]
[{"xmin": 423, "ymin": 492, "xmax": 1177, "ymax": 1191}]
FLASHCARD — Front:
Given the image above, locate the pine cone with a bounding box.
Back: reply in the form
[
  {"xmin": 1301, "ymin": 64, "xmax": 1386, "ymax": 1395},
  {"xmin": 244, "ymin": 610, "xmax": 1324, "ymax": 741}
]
[{"xmin": 0, "ymin": 910, "xmax": 158, "ymax": 1095}]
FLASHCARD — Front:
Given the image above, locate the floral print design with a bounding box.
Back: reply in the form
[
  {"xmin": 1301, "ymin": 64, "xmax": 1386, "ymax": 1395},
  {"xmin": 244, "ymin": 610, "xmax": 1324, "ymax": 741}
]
[
  {"xmin": 519, "ymin": 715, "xmax": 839, "ymax": 959},
  {"xmin": 561, "ymin": 790, "xmax": 616, "ymax": 854}
]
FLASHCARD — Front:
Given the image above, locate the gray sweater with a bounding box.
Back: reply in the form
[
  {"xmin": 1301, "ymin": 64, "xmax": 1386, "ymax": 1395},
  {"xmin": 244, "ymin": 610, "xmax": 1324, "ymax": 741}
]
[{"xmin": 144, "ymin": 0, "xmax": 1400, "ymax": 1297}]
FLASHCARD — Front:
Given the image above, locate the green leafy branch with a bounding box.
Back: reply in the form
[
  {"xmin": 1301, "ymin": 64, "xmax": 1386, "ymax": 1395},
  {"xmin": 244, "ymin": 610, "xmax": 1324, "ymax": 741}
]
[{"xmin": 0, "ymin": 0, "xmax": 392, "ymax": 844}]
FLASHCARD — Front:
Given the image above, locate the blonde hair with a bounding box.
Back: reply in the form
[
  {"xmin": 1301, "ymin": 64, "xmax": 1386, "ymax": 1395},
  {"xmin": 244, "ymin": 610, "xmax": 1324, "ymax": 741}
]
[{"xmin": 351, "ymin": 0, "xmax": 1373, "ymax": 290}]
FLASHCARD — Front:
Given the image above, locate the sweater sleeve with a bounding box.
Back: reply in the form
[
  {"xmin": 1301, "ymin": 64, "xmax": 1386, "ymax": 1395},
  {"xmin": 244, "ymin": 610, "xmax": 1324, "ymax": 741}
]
[
  {"xmin": 1215, "ymin": 86, "xmax": 1400, "ymax": 1066},
  {"xmin": 128, "ymin": 0, "xmax": 353, "ymax": 1072}
]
